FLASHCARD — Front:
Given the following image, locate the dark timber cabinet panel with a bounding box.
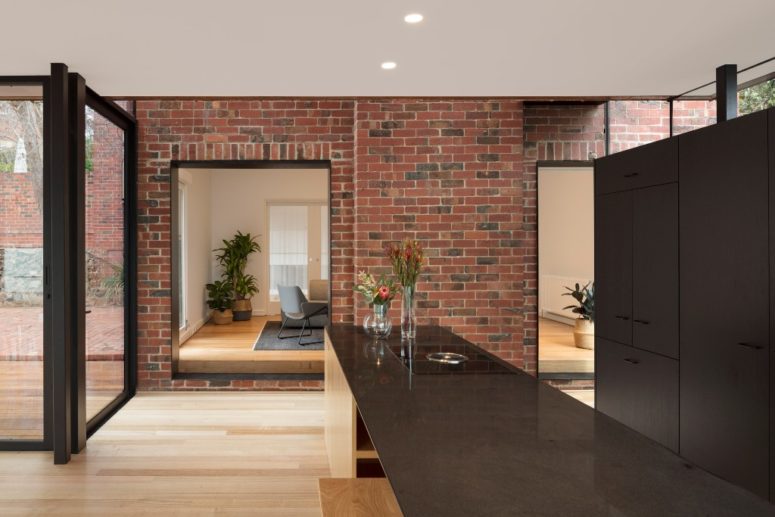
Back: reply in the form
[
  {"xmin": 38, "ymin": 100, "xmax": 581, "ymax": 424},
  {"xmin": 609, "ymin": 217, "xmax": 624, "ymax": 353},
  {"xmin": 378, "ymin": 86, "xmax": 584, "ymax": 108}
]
[
  {"xmin": 596, "ymin": 338, "xmax": 678, "ymax": 452},
  {"xmin": 595, "ymin": 138, "xmax": 677, "ymax": 195},
  {"xmin": 680, "ymin": 111, "xmax": 770, "ymax": 499},
  {"xmin": 632, "ymin": 184, "xmax": 678, "ymax": 358},
  {"xmin": 594, "ymin": 192, "xmax": 632, "ymax": 346},
  {"xmin": 595, "ymin": 107, "xmax": 775, "ymax": 502}
]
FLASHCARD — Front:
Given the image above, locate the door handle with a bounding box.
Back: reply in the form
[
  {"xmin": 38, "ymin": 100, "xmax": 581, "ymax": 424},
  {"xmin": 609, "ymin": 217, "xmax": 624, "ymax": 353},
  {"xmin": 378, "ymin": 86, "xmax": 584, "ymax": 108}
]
[
  {"xmin": 633, "ymin": 319, "xmax": 650, "ymax": 325},
  {"xmin": 623, "ymin": 358, "xmax": 640, "ymax": 365},
  {"xmin": 623, "ymin": 172, "xmax": 640, "ymax": 178},
  {"xmin": 85, "ymin": 309, "xmax": 92, "ymax": 315},
  {"xmin": 615, "ymin": 315, "xmax": 630, "ymax": 321},
  {"xmin": 737, "ymin": 342, "xmax": 764, "ymax": 350}
]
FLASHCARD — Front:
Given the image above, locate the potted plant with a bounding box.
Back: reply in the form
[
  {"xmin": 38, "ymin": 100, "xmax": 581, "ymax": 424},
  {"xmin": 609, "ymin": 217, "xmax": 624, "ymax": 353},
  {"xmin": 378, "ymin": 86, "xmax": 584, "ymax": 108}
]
[
  {"xmin": 206, "ymin": 279, "xmax": 234, "ymax": 325},
  {"xmin": 562, "ymin": 282, "xmax": 595, "ymax": 349},
  {"xmin": 214, "ymin": 231, "xmax": 261, "ymax": 321}
]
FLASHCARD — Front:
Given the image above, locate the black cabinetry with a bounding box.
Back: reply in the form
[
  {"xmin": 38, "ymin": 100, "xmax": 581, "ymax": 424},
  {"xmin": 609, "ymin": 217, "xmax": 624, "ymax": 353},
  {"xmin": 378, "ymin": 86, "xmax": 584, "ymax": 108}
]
[
  {"xmin": 680, "ymin": 111, "xmax": 770, "ymax": 499},
  {"xmin": 595, "ymin": 108, "xmax": 774, "ymax": 502}
]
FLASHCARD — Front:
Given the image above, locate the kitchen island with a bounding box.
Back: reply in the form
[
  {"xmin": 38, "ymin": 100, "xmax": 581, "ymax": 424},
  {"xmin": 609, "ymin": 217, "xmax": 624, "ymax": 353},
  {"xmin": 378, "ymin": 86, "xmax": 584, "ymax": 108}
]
[{"xmin": 324, "ymin": 324, "xmax": 773, "ymax": 516}]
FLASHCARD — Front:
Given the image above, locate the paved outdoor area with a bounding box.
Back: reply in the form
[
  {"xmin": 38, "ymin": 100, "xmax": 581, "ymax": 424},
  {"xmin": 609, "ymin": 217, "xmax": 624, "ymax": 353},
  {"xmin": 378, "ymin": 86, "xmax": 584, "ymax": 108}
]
[{"xmin": 0, "ymin": 306, "xmax": 124, "ymax": 361}]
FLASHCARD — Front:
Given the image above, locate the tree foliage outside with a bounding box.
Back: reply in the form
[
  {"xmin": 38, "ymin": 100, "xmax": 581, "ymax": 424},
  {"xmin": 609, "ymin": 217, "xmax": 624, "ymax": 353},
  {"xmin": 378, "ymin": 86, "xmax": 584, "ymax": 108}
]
[
  {"xmin": 739, "ymin": 79, "xmax": 775, "ymax": 115},
  {"xmin": 0, "ymin": 100, "xmax": 44, "ymax": 208}
]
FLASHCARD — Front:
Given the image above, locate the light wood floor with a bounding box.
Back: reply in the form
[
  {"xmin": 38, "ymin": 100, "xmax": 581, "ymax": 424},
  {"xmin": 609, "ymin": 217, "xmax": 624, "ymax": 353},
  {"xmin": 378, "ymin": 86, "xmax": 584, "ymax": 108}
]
[
  {"xmin": 0, "ymin": 392, "xmax": 330, "ymax": 516},
  {"xmin": 1, "ymin": 360, "xmax": 124, "ymax": 440},
  {"xmin": 179, "ymin": 316, "xmax": 324, "ymax": 374},
  {"xmin": 538, "ymin": 317, "xmax": 594, "ymax": 374}
]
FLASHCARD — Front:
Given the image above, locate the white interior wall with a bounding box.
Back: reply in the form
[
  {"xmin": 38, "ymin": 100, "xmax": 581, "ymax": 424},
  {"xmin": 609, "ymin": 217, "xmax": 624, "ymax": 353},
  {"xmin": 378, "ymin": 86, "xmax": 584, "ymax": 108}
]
[
  {"xmin": 205, "ymin": 168, "xmax": 328, "ymax": 316},
  {"xmin": 537, "ymin": 166, "xmax": 594, "ymax": 325},
  {"xmin": 180, "ymin": 169, "xmax": 212, "ymax": 343}
]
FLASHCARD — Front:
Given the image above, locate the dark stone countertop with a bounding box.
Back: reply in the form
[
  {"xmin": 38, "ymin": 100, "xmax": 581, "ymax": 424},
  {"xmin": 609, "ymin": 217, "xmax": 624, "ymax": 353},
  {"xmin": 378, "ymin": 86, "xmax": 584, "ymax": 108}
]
[{"xmin": 325, "ymin": 324, "xmax": 774, "ymax": 517}]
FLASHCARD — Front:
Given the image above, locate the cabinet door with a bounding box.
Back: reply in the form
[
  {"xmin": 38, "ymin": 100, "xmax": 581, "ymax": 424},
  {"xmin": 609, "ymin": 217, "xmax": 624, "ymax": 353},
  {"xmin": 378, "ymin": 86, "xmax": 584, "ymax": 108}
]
[
  {"xmin": 596, "ymin": 338, "xmax": 679, "ymax": 451},
  {"xmin": 632, "ymin": 184, "xmax": 678, "ymax": 358},
  {"xmin": 594, "ymin": 191, "xmax": 632, "ymax": 345},
  {"xmin": 680, "ymin": 111, "xmax": 770, "ymax": 499},
  {"xmin": 595, "ymin": 138, "xmax": 678, "ymax": 195}
]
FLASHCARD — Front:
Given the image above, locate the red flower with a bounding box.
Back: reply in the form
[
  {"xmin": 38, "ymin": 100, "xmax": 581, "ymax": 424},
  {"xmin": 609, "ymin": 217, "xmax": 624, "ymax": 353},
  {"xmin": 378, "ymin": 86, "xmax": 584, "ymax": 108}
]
[{"xmin": 378, "ymin": 285, "xmax": 390, "ymax": 300}]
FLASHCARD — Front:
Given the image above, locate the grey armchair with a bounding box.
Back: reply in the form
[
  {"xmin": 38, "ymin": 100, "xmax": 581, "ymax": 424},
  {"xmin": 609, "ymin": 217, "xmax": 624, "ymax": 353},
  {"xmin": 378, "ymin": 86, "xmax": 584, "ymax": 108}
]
[{"xmin": 277, "ymin": 285, "xmax": 328, "ymax": 345}]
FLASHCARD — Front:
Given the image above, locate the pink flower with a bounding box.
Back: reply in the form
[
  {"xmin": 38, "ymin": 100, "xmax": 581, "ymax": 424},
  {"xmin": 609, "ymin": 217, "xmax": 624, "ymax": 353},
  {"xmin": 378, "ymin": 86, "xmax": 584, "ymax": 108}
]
[{"xmin": 378, "ymin": 285, "xmax": 390, "ymax": 300}]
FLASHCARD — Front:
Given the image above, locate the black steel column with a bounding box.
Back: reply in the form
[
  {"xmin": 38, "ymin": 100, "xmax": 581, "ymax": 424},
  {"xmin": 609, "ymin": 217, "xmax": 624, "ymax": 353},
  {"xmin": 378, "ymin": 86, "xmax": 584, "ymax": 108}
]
[
  {"xmin": 49, "ymin": 63, "xmax": 72, "ymax": 464},
  {"xmin": 716, "ymin": 64, "xmax": 737, "ymax": 122},
  {"xmin": 69, "ymin": 73, "xmax": 86, "ymax": 453}
]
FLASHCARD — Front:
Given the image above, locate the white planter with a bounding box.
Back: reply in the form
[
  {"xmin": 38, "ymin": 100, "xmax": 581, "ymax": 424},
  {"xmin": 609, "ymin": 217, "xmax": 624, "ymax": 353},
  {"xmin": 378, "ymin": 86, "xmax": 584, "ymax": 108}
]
[{"xmin": 573, "ymin": 319, "xmax": 595, "ymax": 349}]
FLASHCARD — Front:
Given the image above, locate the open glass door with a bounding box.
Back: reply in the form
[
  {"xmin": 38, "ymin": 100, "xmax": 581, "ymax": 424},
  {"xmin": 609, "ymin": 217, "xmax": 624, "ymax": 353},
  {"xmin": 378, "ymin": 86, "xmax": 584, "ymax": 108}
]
[
  {"xmin": 0, "ymin": 78, "xmax": 51, "ymax": 450},
  {"xmin": 82, "ymin": 90, "xmax": 136, "ymax": 435}
]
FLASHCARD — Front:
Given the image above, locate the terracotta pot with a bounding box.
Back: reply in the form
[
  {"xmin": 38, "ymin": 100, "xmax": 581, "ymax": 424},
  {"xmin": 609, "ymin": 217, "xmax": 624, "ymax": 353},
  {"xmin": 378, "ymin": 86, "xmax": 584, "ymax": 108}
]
[
  {"xmin": 573, "ymin": 319, "xmax": 595, "ymax": 350},
  {"xmin": 232, "ymin": 299, "xmax": 252, "ymax": 321},
  {"xmin": 212, "ymin": 309, "xmax": 233, "ymax": 325}
]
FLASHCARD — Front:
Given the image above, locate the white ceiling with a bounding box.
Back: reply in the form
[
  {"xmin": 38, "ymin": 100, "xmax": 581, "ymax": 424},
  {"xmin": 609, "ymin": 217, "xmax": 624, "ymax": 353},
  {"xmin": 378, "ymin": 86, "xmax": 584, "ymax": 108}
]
[{"xmin": 3, "ymin": 0, "xmax": 774, "ymax": 98}]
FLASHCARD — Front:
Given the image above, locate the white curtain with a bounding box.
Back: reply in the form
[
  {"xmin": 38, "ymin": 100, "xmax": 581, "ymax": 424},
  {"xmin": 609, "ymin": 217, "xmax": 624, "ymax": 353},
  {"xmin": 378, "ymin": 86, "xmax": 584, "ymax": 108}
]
[{"xmin": 269, "ymin": 205, "xmax": 309, "ymax": 297}]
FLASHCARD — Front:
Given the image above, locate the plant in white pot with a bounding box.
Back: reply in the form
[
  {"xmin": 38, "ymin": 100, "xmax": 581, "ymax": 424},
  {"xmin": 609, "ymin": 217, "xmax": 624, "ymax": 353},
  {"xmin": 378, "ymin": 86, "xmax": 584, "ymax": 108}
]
[{"xmin": 562, "ymin": 282, "xmax": 595, "ymax": 350}]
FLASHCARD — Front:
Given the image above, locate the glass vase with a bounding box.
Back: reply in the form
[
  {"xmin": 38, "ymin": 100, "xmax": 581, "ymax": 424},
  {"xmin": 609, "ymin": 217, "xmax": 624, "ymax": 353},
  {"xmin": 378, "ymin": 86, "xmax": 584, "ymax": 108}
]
[
  {"xmin": 401, "ymin": 284, "xmax": 417, "ymax": 339},
  {"xmin": 363, "ymin": 303, "xmax": 392, "ymax": 339}
]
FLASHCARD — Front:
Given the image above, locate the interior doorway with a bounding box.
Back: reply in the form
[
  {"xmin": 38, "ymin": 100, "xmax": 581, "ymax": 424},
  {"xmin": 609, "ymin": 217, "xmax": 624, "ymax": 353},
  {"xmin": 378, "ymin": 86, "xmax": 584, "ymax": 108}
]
[
  {"xmin": 170, "ymin": 162, "xmax": 330, "ymax": 378},
  {"xmin": 537, "ymin": 162, "xmax": 594, "ymax": 406}
]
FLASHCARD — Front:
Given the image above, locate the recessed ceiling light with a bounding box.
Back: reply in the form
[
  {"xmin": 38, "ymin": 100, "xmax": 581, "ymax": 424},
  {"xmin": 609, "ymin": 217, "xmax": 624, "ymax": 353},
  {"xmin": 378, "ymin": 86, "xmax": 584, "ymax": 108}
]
[
  {"xmin": 381, "ymin": 61, "xmax": 397, "ymax": 70},
  {"xmin": 404, "ymin": 13, "xmax": 424, "ymax": 24}
]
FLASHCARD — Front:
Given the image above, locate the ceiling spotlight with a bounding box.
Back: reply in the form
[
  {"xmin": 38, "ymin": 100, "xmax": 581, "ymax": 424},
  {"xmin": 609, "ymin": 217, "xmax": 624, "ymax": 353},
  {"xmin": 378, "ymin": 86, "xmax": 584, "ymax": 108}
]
[
  {"xmin": 381, "ymin": 62, "xmax": 397, "ymax": 70},
  {"xmin": 404, "ymin": 13, "xmax": 424, "ymax": 24}
]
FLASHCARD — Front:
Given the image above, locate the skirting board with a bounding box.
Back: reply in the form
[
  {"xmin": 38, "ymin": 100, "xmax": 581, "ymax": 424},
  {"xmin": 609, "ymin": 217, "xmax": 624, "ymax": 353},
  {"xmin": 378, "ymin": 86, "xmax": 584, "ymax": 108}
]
[
  {"xmin": 180, "ymin": 317, "xmax": 207, "ymax": 345},
  {"xmin": 541, "ymin": 310, "xmax": 575, "ymax": 326}
]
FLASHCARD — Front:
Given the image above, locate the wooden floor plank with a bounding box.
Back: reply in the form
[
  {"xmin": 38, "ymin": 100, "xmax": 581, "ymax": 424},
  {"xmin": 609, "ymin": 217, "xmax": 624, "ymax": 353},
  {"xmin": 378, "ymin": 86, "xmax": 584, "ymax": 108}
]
[
  {"xmin": 0, "ymin": 392, "xmax": 330, "ymax": 516},
  {"xmin": 180, "ymin": 316, "xmax": 324, "ymax": 374},
  {"xmin": 538, "ymin": 318, "xmax": 594, "ymax": 374}
]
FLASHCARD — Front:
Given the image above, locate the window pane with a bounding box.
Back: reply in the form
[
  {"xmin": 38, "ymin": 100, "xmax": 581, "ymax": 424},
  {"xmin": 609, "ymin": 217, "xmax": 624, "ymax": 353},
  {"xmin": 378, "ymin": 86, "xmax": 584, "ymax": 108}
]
[
  {"xmin": 85, "ymin": 106, "xmax": 125, "ymax": 422},
  {"xmin": 269, "ymin": 205, "xmax": 308, "ymax": 296},
  {"xmin": 320, "ymin": 205, "xmax": 329, "ymax": 280},
  {"xmin": 0, "ymin": 92, "xmax": 44, "ymax": 440}
]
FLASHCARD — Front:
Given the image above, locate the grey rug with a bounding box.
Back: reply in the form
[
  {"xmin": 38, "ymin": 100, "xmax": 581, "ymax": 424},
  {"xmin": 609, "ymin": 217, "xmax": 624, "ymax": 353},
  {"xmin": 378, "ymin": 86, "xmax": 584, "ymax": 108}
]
[{"xmin": 253, "ymin": 321, "xmax": 324, "ymax": 351}]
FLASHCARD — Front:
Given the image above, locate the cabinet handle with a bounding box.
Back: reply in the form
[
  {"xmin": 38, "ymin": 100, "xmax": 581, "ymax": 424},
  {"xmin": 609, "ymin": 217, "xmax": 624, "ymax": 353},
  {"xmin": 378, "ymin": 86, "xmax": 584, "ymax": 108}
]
[
  {"xmin": 737, "ymin": 342, "xmax": 764, "ymax": 350},
  {"xmin": 615, "ymin": 315, "xmax": 630, "ymax": 321},
  {"xmin": 633, "ymin": 319, "xmax": 650, "ymax": 325},
  {"xmin": 624, "ymin": 358, "xmax": 640, "ymax": 365},
  {"xmin": 623, "ymin": 172, "xmax": 640, "ymax": 178}
]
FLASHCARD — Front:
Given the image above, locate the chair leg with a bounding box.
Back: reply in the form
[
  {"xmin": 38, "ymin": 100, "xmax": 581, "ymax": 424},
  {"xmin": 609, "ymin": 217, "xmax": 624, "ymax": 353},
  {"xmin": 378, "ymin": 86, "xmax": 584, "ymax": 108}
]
[
  {"xmin": 278, "ymin": 316, "xmax": 311, "ymax": 340},
  {"xmin": 298, "ymin": 317, "xmax": 323, "ymax": 346},
  {"xmin": 277, "ymin": 316, "xmax": 288, "ymax": 339},
  {"xmin": 298, "ymin": 318, "xmax": 308, "ymax": 346}
]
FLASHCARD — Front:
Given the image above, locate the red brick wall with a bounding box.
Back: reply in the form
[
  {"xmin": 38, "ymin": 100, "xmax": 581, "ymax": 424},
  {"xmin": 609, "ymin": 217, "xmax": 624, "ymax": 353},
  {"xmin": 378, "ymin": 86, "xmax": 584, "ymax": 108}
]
[
  {"xmin": 127, "ymin": 97, "xmax": 717, "ymax": 391},
  {"xmin": 354, "ymin": 100, "xmax": 527, "ymax": 364},
  {"xmin": 135, "ymin": 100, "xmax": 356, "ymax": 390},
  {"xmin": 0, "ymin": 173, "xmax": 42, "ymax": 248}
]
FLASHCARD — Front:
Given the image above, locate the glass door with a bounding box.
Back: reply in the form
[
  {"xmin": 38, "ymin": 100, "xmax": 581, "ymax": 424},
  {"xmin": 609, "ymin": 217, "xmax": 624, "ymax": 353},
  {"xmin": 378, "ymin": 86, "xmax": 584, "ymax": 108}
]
[
  {"xmin": 0, "ymin": 78, "xmax": 50, "ymax": 449},
  {"xmin": 83, "ymin": 90, "xmax": 136, "ymax": 435}
]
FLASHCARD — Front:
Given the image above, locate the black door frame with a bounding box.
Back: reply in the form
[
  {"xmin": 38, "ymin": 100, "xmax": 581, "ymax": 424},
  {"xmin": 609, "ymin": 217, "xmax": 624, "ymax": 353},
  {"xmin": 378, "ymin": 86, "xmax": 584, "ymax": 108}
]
[
  {"xmin": 80, "ymin": 87, "xmax": 138, "ymax": 439},
  {"xmin": 0, "ymin": 75, "xmax": 53, "ymax": 452},
  {"xmin": 0, "ymin": 65, "xmax": 137, "ymax": 463},
  {"xmin": 169, "ymin": 159, "xmax": 331, "ymax": 375},
  {"xmin": 535, "ymin": 160, "xmax": 595, "ymax": 381}
]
